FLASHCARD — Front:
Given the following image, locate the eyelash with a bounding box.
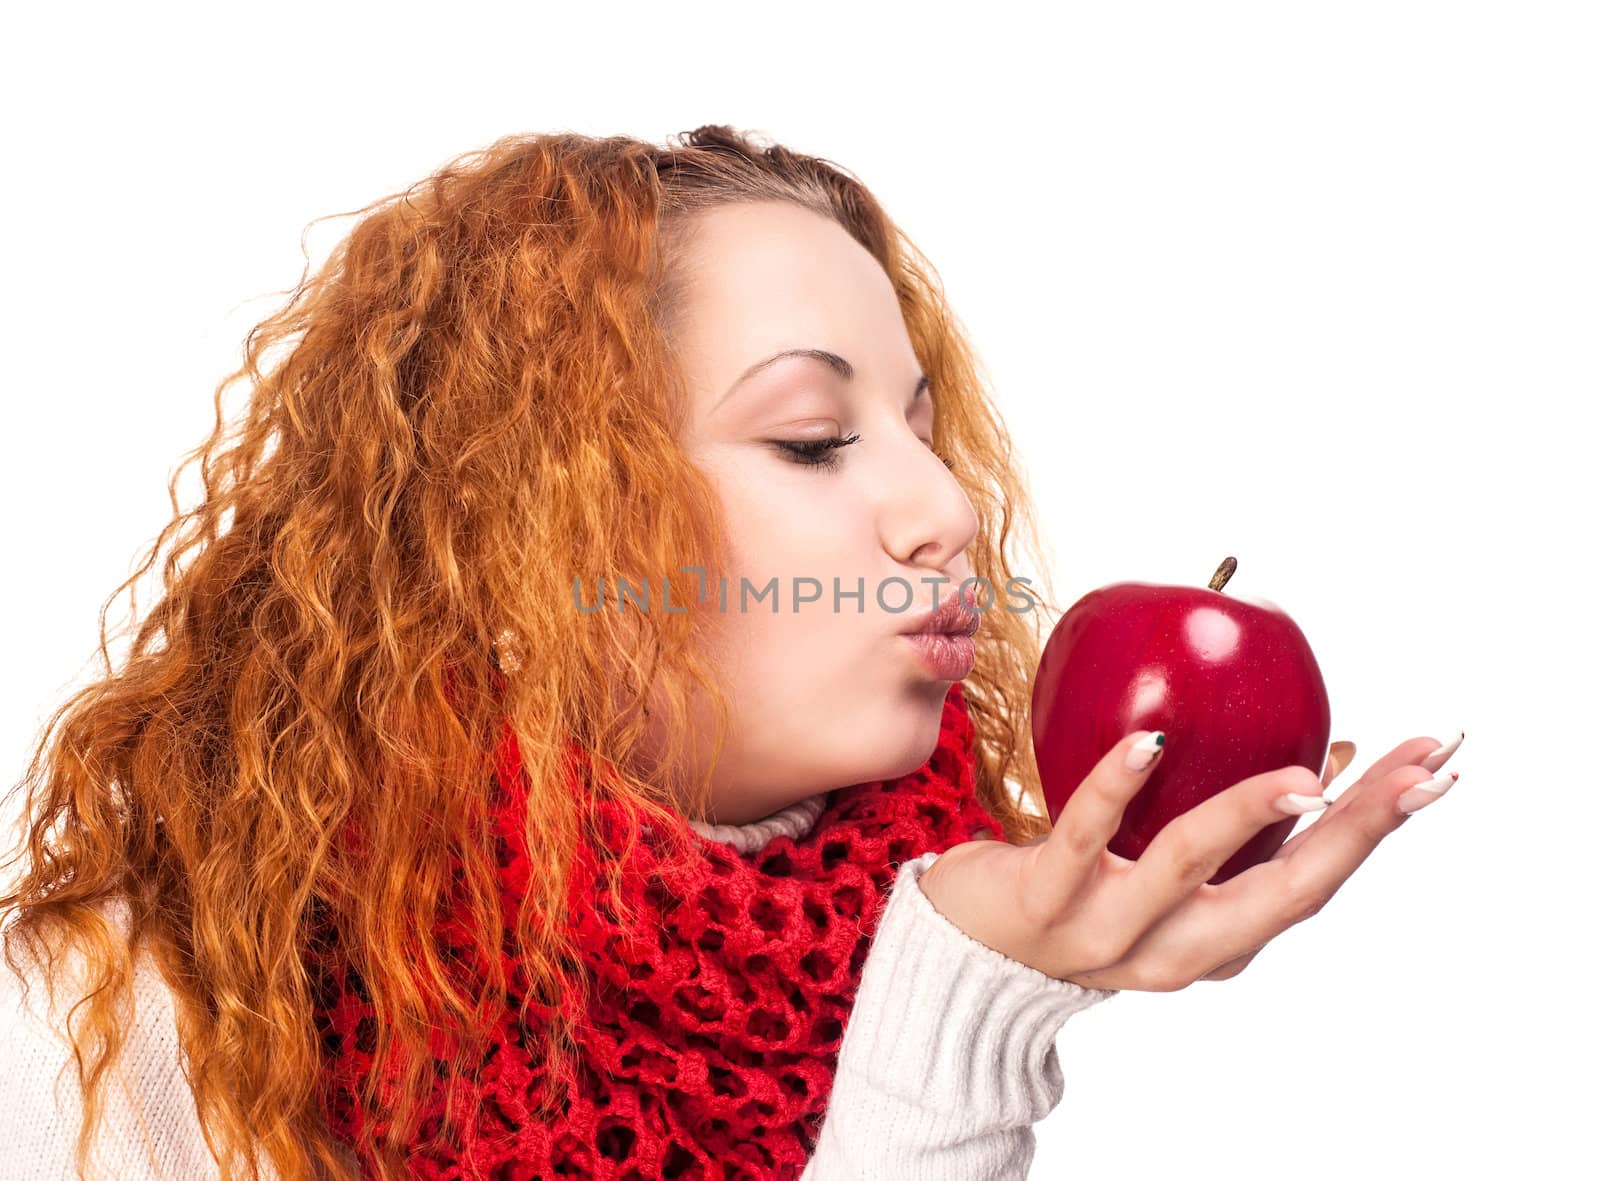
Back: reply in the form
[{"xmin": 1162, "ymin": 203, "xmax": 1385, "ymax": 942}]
[
  {"xmin": 771, "ymin": 433, "xmax": 956, "ymax": 473},
  {"xmin": 773, "ymin": 433, "xmax": 862, "ymax": 471}
]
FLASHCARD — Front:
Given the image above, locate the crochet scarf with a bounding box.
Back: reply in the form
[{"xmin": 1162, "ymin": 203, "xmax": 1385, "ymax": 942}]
[{"xmin": 312, "ymin": 681, "xmax": 1000, "ymax": 1180}]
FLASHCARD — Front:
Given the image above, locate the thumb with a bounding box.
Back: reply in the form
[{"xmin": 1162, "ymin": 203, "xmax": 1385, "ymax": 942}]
[{"xmin": 1321, "ymin": 740, "xmax": 1357, "ymax": 789}]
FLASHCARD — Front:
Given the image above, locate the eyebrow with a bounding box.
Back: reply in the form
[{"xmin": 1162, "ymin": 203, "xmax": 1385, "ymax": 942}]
[{"xmin": 713, "ymin": 347, "xmax": 930, "ymax": 412}]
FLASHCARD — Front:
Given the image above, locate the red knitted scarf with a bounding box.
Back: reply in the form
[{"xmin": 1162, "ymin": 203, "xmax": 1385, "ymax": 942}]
[{"xmin": 312, "ymin": 681, "xmax": 999, "ymax": 1180}]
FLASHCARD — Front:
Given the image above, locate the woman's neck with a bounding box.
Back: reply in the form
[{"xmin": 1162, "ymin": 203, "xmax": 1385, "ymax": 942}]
[{"xmin": 686, "ymin": 793, "xmax": 828, "ymax": 855}]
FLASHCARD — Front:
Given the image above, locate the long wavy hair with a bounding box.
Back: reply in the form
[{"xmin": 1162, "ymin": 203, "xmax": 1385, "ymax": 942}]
[{"xmin": 0, "ymin": 125, "xmax": 1067, "ymax": 1181}]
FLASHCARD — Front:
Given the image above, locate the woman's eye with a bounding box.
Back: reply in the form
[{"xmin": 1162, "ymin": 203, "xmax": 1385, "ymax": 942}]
[{"xmin": 772, "ymin": 432, "xmax": 861, "ymax": 471}]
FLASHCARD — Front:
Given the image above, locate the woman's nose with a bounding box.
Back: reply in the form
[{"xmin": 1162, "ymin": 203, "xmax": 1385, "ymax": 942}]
[{"xmin": 878, "ymin": 438, "xmax": 979, "ymax": 573}]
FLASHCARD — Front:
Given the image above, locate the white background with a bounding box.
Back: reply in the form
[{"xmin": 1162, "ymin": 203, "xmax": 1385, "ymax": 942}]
[{"xmin": 2, "ymin": 2, "xmax": 1594, "ymax": 1177}]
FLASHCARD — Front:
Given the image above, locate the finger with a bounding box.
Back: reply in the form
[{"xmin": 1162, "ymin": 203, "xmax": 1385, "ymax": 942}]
[
  {"xmin": 1115, "ymin": 762, "xmax": 1327, "ymax": 941},
  {"xmin": 1277, "ymin": 733, "xmax": 1454, "ymax": 863},
  {"xmin": 1321, "ymin": 740, "xmax": 1357, "ymax": 788},
  {"xmin": 1419, "ymin": 729, "xmax": 1465, "ymax": 774},
  {"xmin": 1191, "ymin": 739, "xmax": 1453, "ymax": 984},
  {"xmin": 1037, "ymin": 729, "xmax": 1168, "ymax": 888},
  {"xmin": 1197, "ymin": 763, "xmax": 1450, "ymax": 959},
  {"xmin": 1329, "ymin": 734, "xmax": 1459, "ymax": 804},
  {"xmin": 1269, "ymin": 743, "xmax": 1358, "ymax": 866},
  {"xmin": 1059, "ymin": 737, "xmax": 1351, "ymax": 958}
]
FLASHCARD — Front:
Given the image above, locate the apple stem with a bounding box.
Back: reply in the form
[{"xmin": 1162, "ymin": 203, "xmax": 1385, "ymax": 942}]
[{"xmin": 1209, "ymin": 557, "xmax": 1238, "ymax": 592}]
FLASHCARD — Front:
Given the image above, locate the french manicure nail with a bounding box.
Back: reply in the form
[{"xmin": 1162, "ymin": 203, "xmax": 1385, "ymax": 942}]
[
  {"xmin": 1126, "ymin": 731, "xmax": 1165, "ymax": 772},
  {"xmin": 1396, "ymin": 771, "xmax": 1459, "ymax": 815},
  {"xmin": 1274, "ymin": 792, "xmax": 1329, "ymax": 816},
  {"xmin": 1420, "ymin": 730, "xmax": 1465, "ymax": 773}
]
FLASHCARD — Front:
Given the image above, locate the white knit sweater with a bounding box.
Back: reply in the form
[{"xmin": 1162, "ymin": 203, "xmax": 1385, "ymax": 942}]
[{"xmin": 0, "ymin": 797, "xmax": 1116, "ymax": 1180}]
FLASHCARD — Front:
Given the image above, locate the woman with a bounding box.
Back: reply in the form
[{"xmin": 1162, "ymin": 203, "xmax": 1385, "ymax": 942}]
[{"xmin": 0, "ymin": 125, "xmax": 1461, "ymax": 1180}]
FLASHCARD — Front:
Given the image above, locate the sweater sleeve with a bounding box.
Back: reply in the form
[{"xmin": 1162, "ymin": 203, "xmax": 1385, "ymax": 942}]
[
  {"xmin": 799, "ymin": 849, "xmax": 1118, "ymax": 1181},
  {"xmin": 0, "ymin": 917, "xmax": 240, "ymax": 1181}
]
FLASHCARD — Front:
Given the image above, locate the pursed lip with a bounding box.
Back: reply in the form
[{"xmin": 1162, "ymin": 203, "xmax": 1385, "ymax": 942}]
[{"xmin": 899, "ymin": 584, "xmax": 982, "ymax": 638}]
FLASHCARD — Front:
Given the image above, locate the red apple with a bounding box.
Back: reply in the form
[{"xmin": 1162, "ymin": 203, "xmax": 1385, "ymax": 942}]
[{"xmin": 1031, "ymin": 557, "xmax": 1332, "ymax": 885}]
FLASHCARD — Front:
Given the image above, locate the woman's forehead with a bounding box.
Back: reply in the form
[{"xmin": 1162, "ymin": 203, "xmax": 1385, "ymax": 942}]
[{"xmin": 666, "ymin": 204, "xmax": 916, "ymax": 410}]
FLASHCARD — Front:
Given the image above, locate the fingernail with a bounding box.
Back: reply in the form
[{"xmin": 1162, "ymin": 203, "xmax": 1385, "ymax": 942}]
[
  {"xmin": 1126, "ymin": 731, "xmax": 1165, "ymax": 772},
  {"xmin": 1420, "ymin": 730, "xmax": 1465, "ymax": 773},
  {"xmin": 1274, "ymin": 792, "xmax": 1329, "ymax": 816},
  {"xmin": 1396, "ymin": 771, "xmax": 1459, "ymax": 815}
]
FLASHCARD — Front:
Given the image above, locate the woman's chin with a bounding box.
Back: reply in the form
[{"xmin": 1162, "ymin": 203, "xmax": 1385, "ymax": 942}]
[{"xmin": 861, "ymin": 711, "xmax": 945, "ymax": 783}]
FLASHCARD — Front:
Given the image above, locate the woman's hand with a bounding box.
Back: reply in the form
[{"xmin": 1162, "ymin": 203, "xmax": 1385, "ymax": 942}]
[{"xmin": 917, "ymin": 728, "xmax": 1463, "ymax": 992}]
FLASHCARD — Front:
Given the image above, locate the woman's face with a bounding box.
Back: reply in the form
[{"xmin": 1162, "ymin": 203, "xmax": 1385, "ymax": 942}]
[{"xmin": 653, "ymin": 200, "xmax": 981, "ymax": 825}]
